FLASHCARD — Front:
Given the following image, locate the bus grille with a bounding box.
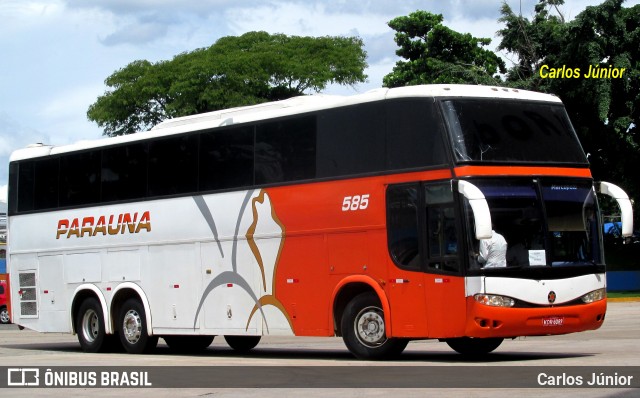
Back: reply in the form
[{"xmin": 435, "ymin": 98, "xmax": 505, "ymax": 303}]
[{"xmin": 18, "ymin": 272, "xmax": 38, "ymax": 317}]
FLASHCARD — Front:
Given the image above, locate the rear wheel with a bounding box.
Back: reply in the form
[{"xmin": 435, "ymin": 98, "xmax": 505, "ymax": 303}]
[
  {"xmin": 76, "ymin": 298, "xmax": 107, "ymax": 353},
  {"xmin": 224, "ymin": 335, "xmax": 261, "ymax": 352},
  {"xmin": 164, "ymin": 335, "xmax": 214, "ymax": 353},
  {"xmin": 446, "ymin": 337, "xmax": 503, "ymax": 355},
  {"xmin": 117, "ymin": 298, "xmax": 158, "ymax": 354},
  {"xmin": 341, "ymin": 292, "xmax": 408, "ymax": 360}
]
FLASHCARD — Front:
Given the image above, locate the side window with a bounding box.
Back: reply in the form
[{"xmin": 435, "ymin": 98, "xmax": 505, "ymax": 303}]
[
  {"xmin": 17, "ymin": 161, "xmax": 35, "ymax": 213},
  {"xmin": 387, "ymin": 184, "xmax": 421, "ymax": 270},
  {"xmin": 148, "ymin": 134, "xmax": 198, "ymax": 197},
  {"xmin": 34, "ymin": 158, "xmax": 59, "ymax": 210},
  {"xmin": 200, "ymin": 126, "xmax": 254, "ymax": 191},
  {"xmin": 101, "ymin": 143, "xmax": 147, "ymax": 202},
  {"xmin": 255, "ymin": 116, "xmax": 316, "ymax": 184},
  {"xmin": 425, "ymin": 183, "xmax": 459, "ymax": 272},
  {"xmin": 386, "ymin": 99, "xmax": 448, "ymax": 169},
  {"xmin": 59, "ymin": 151, "xmax": 101, "ymax": 207},
  {"xmin": 317, "ymin": 103, "xmax": 385, "ymax": 177}
]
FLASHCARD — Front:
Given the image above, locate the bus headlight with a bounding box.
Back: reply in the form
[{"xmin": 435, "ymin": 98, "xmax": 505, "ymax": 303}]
[
  {"xmin": 474, "ymin": 294, "xmax": 515, "ymax": 307},
  {"xmin": 581, "ymin": 288, "xmax": 606, "ymax": 303}
]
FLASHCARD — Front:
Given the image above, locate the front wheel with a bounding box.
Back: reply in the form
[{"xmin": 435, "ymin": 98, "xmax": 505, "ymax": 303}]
[
  {"xmin": 117, "ymin": 298, "xmax": 158, "ymax": 354},
  {"xmin": 341, "ymin": 292, "xmax": 408, "ymax": 360},
  {"xmin": 0, "ymin": 306, "xmax": 10, "ymax": 324},
  {"xmin": 224, "ymin": 335, "xmax": 261, "ymax": 353},
  {"xmin": 446, "ymin": 337, "xmax": 503, "ymax": 355}
]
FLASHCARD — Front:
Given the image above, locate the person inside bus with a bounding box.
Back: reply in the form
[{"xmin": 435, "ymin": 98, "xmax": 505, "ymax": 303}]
[{"xmin": 478, "ymin": 230, "xmax": 507, "ymax": 268}]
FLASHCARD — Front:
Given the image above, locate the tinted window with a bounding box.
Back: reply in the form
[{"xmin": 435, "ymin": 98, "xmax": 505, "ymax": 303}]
[
  {"xmin": 59, "ymin": 151, "xmax": 101, "ymax": 207},
  {"xmin": 200, "ymin": 127, "xmax": 254, "ymax": 191},
  {"xmin": 386, "ymin": 99, "xmax": 448, "ymax": 169},
  {"xmin": 255, "ymin": 116, "xmax": 316, "ymax": 184},
  {"xmin": 442, "ymin": 99, "xmax": 588, "ymax": 164},
  {"xmin": 148, "ymin": 135, "xmax": 198, "ymax": 196},
  {"xmin": 387, "ymin": 184, "xmax": 421, "ymax": 270},
  {"xmin": 8, "ymin": 162, "xmax": 18, "ymax": 215},
  {"xmin": 101, "ymin": 143, "xmax": 147, "ymax": 202},
  {"xmin": 317, "ymin": 103, "xmax": 385, "ymax": 177},
  {"xmin": 34, "ymin": 158, "xmax": 59, "ymax": 210},
  {"xmin": 17, "ymin": 161, "xmax": 35, "ymax": 213},
  {"xmin": 425, "ymin": 183, "xmax": 459, "ymax": 272}
]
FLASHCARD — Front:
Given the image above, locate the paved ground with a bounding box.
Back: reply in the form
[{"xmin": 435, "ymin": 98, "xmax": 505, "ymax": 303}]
[{"xmin": 0, "ymin": 301, "xmax": 638, "ymax": 397}]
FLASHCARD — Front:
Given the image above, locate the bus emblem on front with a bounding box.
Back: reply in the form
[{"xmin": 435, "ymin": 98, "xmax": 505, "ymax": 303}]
[{"xmin": 548, "ymin": 291, "xmax": 557, "ymax": 304}]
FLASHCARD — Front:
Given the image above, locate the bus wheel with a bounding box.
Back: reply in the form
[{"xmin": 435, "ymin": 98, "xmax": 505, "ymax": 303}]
[
  {"xmin": 118, "ymin": 298, "xmax": 158, "ymax": 354},
  {"xmin": 76, "ymin": 298, "xmax": 107, "ymax": 353},
  {"xmin": 0, "ymin": 306, "xmax": 10, "ymax": 324},
  {"xmin": 224, "ymin": 335, "xmax": 261, "ymax": 352},
  {"xmin": 446, "ymin": 337, "xmax": 503, "ymax": 355},
  {"xmin": 341, "ymin": 292, "xmax": 408, "ymax": 360},
  {"xmin": 164, "ymin": 335, "xmax": 214, "ymax": 353}
]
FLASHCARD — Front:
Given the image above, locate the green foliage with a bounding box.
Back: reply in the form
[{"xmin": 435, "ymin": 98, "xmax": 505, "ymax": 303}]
[
  {"xmin": 383, "ymin": 11, "xmax": 506, "ymax": 87},
  {"xmin": 497, "ymin": 0, "xmax": 640, "ymax": 225},
  {"xmin": 88, "ymin": 31, "xmax": 367, "ymax": 136}
]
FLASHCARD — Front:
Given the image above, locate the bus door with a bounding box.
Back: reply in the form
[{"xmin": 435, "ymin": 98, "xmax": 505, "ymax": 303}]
[
  {"xmin": 422, "ymin": 182, "xmax": 466, "ymax": 338},
  {"xmin": 386, "ymin": 183, "xmax": 429, "ymax": 337},
  {"xmin": 386, "ymin": 181, "xmax": 466, "ymax": 337}
]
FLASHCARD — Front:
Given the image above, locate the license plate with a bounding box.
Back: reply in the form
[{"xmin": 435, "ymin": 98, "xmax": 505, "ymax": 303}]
[{"xmin": 542, "ymin": 316, "xmax": 564, "ymax": 326}]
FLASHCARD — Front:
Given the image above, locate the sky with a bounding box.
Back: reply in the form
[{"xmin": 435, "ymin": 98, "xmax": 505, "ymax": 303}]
[{"xmin": 1, "ymin": 0, "xmax": 638, "ymax": 203}]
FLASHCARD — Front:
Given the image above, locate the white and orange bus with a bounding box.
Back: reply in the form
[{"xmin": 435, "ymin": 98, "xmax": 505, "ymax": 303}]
[{"xmin": 7, "ymin": 85, "xmax": 633, "ymax": 359}]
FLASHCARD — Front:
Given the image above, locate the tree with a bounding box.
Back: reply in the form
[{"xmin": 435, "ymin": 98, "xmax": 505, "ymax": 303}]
[
  {"xmin": 383, "ymin": 11, "xmax": 506, "ymax": 87},
  {"xmin": 88, "ymin": 31, "xmax": 367, "ymax": 136},
  {"xmin": 497, "ymin": 0, "xmax": 640, "ymax": 223}
]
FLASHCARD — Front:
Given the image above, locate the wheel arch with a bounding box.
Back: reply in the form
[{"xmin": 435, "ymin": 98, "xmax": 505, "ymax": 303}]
[
  {"xmin": 331, "ymin": 276, "xmax": 392, "ymax": 338},
  {"xmin": 71, "ymin": 284, "xmax": 109, "ymax": 335},
  {"xmin": 110, "ymin": 282, "xmax": 153, "ymax": 336}
]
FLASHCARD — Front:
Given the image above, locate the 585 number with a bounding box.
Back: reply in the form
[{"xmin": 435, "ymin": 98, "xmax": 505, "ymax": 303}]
[{"xmin": 342, "ymin": 194, "xmax": 370, "ymax": 211}]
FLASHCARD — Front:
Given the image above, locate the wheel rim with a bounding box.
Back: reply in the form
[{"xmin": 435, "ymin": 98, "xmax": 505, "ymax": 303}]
[
  {"xmin": 1, "ymin": 309, "xmax": 9, "ymax": 323},
  {"xmin": 354, "ymin": 305, "xmax": 387, "ymax": 347},
  {"xmin": 122, "ymin": 309, "xmax": 143, "ymax": 345},
  {"xmin": 81, "ymin": 309, "xmax": 100, "ymax": 343}
]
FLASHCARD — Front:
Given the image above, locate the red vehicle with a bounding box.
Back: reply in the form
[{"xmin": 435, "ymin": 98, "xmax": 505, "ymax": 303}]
[{"xmin": 0, "ymin": 276, "xmax": 10, "ymax": 324}]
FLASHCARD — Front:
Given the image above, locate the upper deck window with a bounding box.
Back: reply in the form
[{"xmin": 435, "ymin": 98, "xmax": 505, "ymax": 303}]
[{"xmin": 442, "ymin": 99, "xmax": 588, "ymax": 165}]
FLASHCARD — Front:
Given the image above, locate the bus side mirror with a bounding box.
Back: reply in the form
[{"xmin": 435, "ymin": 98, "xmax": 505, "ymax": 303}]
[
  {"xmin": 598, "ymin": 182, "xmax": 634, "ymax": 237},
  {"xmin": 457, "ymin": 180, "xmax": 492, "ymax": 240}
]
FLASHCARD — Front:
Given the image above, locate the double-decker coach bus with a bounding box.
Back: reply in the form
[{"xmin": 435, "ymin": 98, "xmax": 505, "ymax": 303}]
[{"xmin": 7, "ymin": 85, "xmax": 633, "ymax": 359}]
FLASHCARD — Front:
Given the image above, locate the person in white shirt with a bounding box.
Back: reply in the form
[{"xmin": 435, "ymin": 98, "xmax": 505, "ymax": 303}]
[{"xmin": 478, "ymin": 230, "xmax": 507, "ymax": 268}]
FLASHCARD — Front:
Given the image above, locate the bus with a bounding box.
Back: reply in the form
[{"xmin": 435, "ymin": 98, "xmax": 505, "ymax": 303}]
[{"xmin": 7, "ymin": 84, "xmax": 633, "ymax": 359}]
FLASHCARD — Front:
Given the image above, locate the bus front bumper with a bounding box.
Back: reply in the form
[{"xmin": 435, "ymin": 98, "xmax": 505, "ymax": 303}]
[{"xmin": 464, "ymin": 296, "xmax": 607, "ymax": 338}]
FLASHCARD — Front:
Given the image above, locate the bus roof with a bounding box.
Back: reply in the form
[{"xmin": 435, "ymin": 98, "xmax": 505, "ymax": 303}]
[{"xmin": 10, "ymin": 84, "xmax": 560, "ymax": 162}]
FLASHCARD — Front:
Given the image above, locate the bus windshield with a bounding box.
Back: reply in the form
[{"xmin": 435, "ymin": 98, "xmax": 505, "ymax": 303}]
[
  {"xmin": 442, "ymin": 99, "xmax": 588, "ymax": 165},
  {"xmin": 465, "ymin": 178, "xmax": 603, "ymax": 270}
]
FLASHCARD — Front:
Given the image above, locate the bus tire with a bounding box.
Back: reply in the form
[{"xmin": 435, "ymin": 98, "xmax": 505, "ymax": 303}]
[
  {"xmin": 445, "ymin": 337, "xmax": 503, "ymax": 355},
  {"xmin": 76, "ymin": 298, "xmax": 107, "ymax": 353},
  {"xmin": 341, "ymin": 292, "xmax": 408, "ymax": 360},
  {"xmin": 224, "ymin": 335, "xmax": 261, "ymax": 352},
  {"xmin": 164, "ymin": 335, "xmax": 214, "ymax": 353},
  {"xmin": 0, "ymin": 306, "xmax": 10, "ymax": 324},
  {"xmin": 117, "ymin": 298, "xmax": 158, "ymax": 354}
]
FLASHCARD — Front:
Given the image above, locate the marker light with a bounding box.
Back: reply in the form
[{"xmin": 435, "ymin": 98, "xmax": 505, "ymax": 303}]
[
  {"xmin": 474, "ymin": 294, "xmax": 515, "ymax": 307},
  {"xmin": 581, "ymin": 288, "xmax": 606, "ymax": 303}
]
